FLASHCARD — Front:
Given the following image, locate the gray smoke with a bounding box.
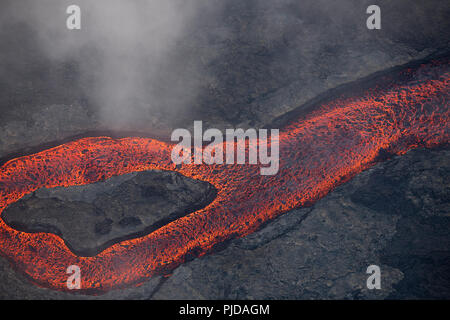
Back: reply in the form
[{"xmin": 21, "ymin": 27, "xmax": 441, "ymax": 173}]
[{"xmin": 0, "ymin": 0, "xmax": 221, "ymax": 129}]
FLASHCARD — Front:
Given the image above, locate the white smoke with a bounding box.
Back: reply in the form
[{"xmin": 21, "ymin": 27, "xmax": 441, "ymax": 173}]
[{"xmin": 1, "ymin": 0, "xmax": 221, "ymax": 129}]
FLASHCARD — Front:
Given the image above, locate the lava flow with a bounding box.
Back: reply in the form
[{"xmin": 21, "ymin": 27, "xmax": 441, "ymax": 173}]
[{"xmin": 0, "ymin": 58, "xmax": 449, "ymax": 293}]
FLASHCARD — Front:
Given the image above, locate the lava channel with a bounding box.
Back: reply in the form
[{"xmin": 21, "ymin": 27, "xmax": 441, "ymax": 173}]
[{"xmin": 0, "ymin": 58, "xmax": 449, "ymax": 293}]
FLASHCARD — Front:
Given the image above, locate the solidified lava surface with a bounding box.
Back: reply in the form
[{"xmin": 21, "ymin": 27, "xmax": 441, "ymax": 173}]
[{"xmin": 0, "ymin": 58, "xmax": 449, "ymax": 293}]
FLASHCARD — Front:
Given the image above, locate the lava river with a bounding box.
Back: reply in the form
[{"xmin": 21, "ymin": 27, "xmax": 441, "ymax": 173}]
[{"xmin": 0, "ymin": 58, "xmax": 449, "ymax": 293}]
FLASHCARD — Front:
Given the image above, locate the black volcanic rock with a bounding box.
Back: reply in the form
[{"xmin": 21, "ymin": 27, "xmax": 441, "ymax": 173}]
[{"xmin": 2, "ymin": 170, "xmax": 216, "ymax": 256}]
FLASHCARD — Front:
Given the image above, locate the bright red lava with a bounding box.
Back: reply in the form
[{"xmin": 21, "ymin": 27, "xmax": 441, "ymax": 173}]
[{"xmin": 0, "ymin": 59, "xmax": 449, "ymax": 293}]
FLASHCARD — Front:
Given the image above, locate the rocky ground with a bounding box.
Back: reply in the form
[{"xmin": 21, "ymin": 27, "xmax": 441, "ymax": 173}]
[{"xmin": 0, "ymin": 0, "xmax": 449, "ymax": 299}]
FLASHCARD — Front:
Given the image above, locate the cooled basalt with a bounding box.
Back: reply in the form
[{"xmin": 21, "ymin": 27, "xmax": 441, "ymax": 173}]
[{"xmin": 2, "ymin": 170, "xmax": 216, "ymax": 256}]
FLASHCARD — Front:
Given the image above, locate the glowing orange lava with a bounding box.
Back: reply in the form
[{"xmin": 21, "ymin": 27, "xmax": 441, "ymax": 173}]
[{"xmin": 0, "ymin": 59, "xmax": 449, "ymax": 293}]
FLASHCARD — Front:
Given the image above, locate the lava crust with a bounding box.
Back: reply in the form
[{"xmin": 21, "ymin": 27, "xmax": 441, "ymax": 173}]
[{"xmin": 2, "ymin": 170, "xmax": 217, "ymax": 257}]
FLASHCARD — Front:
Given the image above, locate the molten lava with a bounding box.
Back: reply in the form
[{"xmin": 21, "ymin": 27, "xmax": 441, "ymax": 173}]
[{"xmin": 0, "ymin": 59, "xmax": 449, "ymax": 293}]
